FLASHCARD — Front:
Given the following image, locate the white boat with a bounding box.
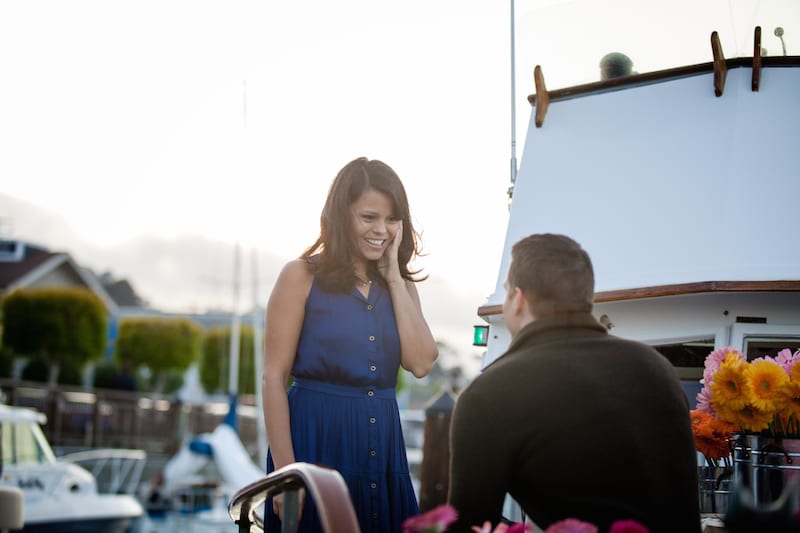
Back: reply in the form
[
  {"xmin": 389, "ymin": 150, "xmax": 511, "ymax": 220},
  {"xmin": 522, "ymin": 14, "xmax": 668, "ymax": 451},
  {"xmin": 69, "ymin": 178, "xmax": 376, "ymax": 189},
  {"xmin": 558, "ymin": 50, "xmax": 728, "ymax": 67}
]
[
  {"xmin": 139, "ymin": 396, "xmax": 264, "ymax": 532},
  {"xmin": 0, "ymin": 404, "xmax": 144, "ymax": 533},
  {"xmin": 478, "ymin": 1, "xmax": 800, "ymax": 394}
]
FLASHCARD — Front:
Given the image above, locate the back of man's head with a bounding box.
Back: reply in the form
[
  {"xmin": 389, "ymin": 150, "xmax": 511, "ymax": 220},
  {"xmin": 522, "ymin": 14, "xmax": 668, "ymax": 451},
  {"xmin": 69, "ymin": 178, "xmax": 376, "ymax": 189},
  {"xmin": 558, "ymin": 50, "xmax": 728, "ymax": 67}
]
[{"xmin": 509, "ymin": 233, "xmax": 595, "ymax": 316}]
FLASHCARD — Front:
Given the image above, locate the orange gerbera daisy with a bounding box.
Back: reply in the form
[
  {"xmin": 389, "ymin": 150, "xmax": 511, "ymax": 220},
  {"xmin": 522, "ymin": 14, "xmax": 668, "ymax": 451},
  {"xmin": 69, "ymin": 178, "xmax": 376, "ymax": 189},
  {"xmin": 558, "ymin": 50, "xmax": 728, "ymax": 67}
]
[
  {"xmin": 694, "ymin": 434, "xmax": 731, "ymax": 460},
  {"xmin": 690, "ymin": 410, "xmax": 733, "ymax": 460},
  {"xmin": 745, "ymin": 359, "xmax": 789, "ymax": 412},
  {"xmin": 690, "ymin": 409, "xmax": 715, "ymax": 438},
  {"xmin": 712, "ymin": 417, "xmax": 739, "ymax": 436},
  {"xmin": 693, "ymin": 409, "xmax": 740, "ymax": 436}
]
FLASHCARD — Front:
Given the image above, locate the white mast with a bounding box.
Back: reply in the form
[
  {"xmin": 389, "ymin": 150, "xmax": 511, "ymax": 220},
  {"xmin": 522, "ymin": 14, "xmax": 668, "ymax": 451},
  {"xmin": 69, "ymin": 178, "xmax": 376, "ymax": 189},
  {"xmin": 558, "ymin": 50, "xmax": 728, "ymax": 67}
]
[
  {"xmin": 228, "ymin": 242, "xmax": 241, "ymax": 397},
  {"xmin": 508, "ymin": 0, "xmax": 518, "ymax": 208},
  {"xmin": 227, "ymin": 80, "xmax": 247, "ymax": 399},
  {"xmin": 252, "ymin": 248, "xmax": 267, "ymax": 467}
]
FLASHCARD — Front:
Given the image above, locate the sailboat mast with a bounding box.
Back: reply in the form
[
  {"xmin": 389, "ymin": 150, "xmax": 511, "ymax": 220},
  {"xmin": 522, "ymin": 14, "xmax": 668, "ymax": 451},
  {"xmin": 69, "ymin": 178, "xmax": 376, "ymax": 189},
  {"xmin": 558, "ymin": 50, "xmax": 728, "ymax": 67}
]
[
  {"xmin": 508, "ymin": 0, "xmax": 518, "ymax": 207},
  {"xmin": 228, "ymin": 242, "xmax": 241, "ymax": 396},
  {"xmin": 251, "ymin": 248, "xmax": 267, "ymax": 467}
]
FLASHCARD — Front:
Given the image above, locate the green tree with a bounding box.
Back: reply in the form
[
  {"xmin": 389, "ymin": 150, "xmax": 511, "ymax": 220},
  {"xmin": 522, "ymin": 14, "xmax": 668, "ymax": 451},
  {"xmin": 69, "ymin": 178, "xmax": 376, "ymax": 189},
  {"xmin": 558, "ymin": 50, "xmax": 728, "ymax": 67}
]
[
  {"xmin": 199, "ymin": 325, "xmax": 255, "ymax": 395},
  {"xmin": 21, "ymin": 357, "xmax": 49, "ymax": 382},
  {"xmin": 115, "ymin": 317, "xmax": 202, "ymax": 393},
  {"xmin": 0, "ymin": 346, "xmax": 13, "ymax": 378},
  {"xmin": 1, "ymin": 287, "xmax": 107, "ymax": 386},
  {"xmin": 93, "ymin": 360, "xmax": 121, "ymax": 389}
]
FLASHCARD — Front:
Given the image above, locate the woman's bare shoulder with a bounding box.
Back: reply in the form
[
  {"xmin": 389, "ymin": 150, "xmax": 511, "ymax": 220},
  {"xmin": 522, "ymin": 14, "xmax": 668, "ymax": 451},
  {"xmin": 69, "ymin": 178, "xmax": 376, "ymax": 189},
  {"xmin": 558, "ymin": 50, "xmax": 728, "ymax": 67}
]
[
  {"xmin": 274, "ymin": 259, "xmax": 314, "ymax": 292},
  {"xmin": 280, "ymin": 258, "xmax": 313, "ymax": 276}
]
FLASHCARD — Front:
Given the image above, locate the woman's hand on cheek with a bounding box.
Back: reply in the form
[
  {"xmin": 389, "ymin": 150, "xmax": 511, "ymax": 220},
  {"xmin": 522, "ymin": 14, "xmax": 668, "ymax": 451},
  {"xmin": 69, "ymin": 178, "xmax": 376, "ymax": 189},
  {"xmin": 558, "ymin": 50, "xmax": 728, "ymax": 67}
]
[{"xmin": 378, "ymin": 220, "xmax": 402, "ymax": 282}]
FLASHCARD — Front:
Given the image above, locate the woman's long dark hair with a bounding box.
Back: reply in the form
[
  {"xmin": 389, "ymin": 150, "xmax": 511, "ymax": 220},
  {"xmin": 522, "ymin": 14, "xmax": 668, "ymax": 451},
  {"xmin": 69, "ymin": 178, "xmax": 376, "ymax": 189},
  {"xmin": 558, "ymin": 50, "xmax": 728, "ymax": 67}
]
[{"xmin": 301, "ymin": 157, "xmax": 425, "ymax": 293}]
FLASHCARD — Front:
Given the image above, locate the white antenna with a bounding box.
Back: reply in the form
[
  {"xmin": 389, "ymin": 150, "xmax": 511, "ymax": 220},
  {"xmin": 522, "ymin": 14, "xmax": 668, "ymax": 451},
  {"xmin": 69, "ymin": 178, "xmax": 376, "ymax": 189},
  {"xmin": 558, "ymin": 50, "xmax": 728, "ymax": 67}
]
[
  {"xmin": 775, "ymin": 27, "xmax": 787, "ymax": 56},
  {"xmin": 508, "ymin": 0, "xmax": 518, "ymax": 210},
  {"xmin": 251, "ymin": 248, "xmax": 267, "ymax": 467},
  {"xmin": 242, "ymin": 80, "xmax": 247, "ymax": 129},
  {"xmin": 228, "ymin": 242, "xmax": 241, "ymax": 396},
  {"xmin": 229, "ymin": 81, "xmax": 246, "ymax": 397}
]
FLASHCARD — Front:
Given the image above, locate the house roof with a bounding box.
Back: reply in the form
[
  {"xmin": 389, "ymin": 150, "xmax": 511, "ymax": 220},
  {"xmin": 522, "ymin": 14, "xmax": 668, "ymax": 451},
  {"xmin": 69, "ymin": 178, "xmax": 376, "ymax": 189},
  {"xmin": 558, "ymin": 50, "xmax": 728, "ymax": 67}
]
[
  {"xmin": 101, "ymin": 277, "xmax": 145, "ymax": 307},
  {"xmin": 0, "ymin": 240, "xmax": 119, "ymax": 315},
  {"xmin": 0, "ymin": 242, "xmax": 54, "ymax": 290}
]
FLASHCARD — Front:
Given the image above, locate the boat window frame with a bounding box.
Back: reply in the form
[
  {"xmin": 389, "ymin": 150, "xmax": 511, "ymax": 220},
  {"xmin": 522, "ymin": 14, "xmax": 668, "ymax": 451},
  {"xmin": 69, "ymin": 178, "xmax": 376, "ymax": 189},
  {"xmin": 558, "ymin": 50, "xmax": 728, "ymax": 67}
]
[
  {"xmin": 730, "ymin": 323, "xmax": 800, "ymax": 360},
  {"xmin": 649, "ymin": 333, "xmax": 719, "ymax": 381}
]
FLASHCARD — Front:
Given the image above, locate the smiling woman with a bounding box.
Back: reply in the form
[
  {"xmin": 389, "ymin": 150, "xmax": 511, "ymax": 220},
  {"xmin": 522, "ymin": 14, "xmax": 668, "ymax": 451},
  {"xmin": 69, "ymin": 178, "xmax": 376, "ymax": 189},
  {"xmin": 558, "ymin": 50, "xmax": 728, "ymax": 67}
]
[
  {"xmin": 261, "ymin": 157, "xmax": 439, "ymax": 533},
  {"xmin": 349, "ymin": 189, "xmax": 401, "ymax": 276}
]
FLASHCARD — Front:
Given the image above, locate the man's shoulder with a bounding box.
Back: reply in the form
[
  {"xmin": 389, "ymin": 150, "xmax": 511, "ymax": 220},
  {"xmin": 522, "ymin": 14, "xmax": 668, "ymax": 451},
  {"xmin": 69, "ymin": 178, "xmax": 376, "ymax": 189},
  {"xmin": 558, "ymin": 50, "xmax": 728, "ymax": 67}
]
[
  {"xmin": 600, "ymin": 334, "xmax": 674, "ymax": 366},
  {"xmin": 462, "ymin": 348, "xmax": 536, "ymax": 398}
]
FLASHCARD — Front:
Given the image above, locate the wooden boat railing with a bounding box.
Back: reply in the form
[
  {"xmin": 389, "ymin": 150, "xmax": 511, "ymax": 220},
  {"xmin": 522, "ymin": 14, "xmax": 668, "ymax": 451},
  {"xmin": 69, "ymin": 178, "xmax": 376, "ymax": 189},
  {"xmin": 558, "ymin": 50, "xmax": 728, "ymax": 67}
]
[{"xmin": 227, "ymin": 462, "xmax": 361, "ymax": 533}]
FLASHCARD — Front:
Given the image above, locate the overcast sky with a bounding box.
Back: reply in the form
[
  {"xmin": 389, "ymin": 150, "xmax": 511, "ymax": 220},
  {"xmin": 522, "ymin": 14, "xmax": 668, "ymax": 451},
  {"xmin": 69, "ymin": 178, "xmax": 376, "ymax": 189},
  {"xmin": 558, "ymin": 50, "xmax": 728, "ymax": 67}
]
[{"xmin": 1, "ymin": 1, "xmax": 796, "ymax": 374}]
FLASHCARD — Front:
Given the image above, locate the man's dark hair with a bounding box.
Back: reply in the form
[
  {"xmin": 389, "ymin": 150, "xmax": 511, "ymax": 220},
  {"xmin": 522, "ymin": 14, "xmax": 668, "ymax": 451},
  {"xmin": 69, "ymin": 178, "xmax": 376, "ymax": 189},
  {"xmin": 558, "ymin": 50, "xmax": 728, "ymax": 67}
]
[{"xmin": 509, "ymin": 233, "xmax": 595, "ymax": 316}]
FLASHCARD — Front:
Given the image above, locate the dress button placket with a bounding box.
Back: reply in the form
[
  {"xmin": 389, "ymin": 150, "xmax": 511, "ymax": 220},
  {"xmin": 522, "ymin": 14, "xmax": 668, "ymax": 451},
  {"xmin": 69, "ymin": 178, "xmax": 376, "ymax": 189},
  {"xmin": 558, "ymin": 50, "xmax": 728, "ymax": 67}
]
[
  {"xmin": 366, "ymin": 372, "xmax": 378, "ymax": 528},
  {"xmin": 365, "ymin": 293, "xmax": 380, "ymax": 531}
]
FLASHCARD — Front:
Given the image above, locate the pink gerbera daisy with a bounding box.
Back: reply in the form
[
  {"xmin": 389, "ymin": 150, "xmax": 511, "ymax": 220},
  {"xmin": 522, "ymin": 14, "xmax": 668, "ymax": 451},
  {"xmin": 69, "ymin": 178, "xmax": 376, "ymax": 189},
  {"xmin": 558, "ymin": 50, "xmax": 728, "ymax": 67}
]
[
  {"xmin": 609, "ymin": 520, "xmax": 650, "ymax": 533},
  {"xmin": 775, "ymin": 348, "xmax": 799, "ymax": 375},
  {"xmin": 696, "ymin": 386, "xmax": 714, "ymax": 414},
  {"xmin": 544, "ymin": 518, "xmax": 598, "ymax": 533}
]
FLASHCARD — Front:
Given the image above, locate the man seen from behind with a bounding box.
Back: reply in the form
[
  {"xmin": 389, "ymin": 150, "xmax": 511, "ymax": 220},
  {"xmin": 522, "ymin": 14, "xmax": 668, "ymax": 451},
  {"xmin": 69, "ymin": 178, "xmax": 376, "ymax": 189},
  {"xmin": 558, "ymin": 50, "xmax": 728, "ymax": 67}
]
[{"xmin": 447, "ymin": 233, "xmax": 701, "ymax": 532}]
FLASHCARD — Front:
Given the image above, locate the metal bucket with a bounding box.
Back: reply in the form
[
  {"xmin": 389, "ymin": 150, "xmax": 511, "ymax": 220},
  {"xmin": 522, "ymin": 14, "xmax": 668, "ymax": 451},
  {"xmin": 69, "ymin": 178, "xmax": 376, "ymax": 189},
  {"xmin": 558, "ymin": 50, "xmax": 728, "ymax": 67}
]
[
  {"xmin": 732, "ymin": 435, "xmax": 800, "ymax": 510},
  {"xmin": 698, "ymin": 466, "xmax": 733, "ymax": 514}
]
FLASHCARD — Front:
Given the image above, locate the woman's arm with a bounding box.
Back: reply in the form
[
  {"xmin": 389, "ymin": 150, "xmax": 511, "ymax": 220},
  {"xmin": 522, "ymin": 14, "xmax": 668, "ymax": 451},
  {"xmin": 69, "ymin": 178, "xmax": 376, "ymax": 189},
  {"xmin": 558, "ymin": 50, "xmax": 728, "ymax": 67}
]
[
  {"xmin": 262, "ymin": 259, "xmax": 312, "ymax": 470},
  {"xmin": 379, "ymin": 221, "xmax": 438, "ymax": 378},
  {"xmin": 389, "ymin": 278, "xmax": 439, "ymax": 378}
]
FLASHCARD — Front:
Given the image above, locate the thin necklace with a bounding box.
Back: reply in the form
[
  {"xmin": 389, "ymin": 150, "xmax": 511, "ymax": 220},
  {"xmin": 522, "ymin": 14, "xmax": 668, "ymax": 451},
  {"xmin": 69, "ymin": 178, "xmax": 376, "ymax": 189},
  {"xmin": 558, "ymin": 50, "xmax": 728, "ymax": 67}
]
[{"xmin": 354, "ymin": 274, "xmax": 372, "ymax": 287}]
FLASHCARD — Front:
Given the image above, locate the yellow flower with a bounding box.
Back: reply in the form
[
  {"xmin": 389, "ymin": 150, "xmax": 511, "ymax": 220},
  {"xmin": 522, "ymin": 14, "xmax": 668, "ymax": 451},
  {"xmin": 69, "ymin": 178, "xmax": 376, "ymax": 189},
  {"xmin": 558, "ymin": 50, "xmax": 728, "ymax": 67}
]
[
  {"xmin": 776, "ymin": 381, "xmax": 800, "ymax": 419},
  {"xmin": 717, "ymin": 403, "xmax": 773, "ymax": 433},
  {"xmin": 745, "ymin": 359, "xmax": 789, "ymax": 412},
  {"xmin": 710, "ymin": 355, "xmax": 750, "ymax": 412}
]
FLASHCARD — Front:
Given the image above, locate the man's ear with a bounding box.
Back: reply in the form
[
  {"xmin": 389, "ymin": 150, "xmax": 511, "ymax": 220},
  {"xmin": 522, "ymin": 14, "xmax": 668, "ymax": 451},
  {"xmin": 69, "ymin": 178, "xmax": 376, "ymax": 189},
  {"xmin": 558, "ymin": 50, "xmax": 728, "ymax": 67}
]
[{"xmin": 511, "ymin": 286, "xmax": 528, "ymax": 316}]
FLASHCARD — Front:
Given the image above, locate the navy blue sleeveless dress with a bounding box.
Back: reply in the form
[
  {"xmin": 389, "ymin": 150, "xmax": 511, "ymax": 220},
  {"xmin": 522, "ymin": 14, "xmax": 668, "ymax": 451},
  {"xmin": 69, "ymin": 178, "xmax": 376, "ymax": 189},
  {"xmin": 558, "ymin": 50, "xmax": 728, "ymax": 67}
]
[{"xmin": 265, "ymin": 278, "xmax": 419, "ymax": 533}]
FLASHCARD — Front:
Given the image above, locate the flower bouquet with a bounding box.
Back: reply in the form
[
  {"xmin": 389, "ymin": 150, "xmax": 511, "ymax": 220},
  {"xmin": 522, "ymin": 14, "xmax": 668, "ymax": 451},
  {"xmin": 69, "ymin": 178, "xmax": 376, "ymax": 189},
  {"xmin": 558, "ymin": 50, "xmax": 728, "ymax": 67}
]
[
  {"xmin": 696, "ymin": 347, "xmax": 800, "ymax": 438},
  {"xmin": 695, "ymin": 346, "xmax": 800, "ymax": 514}
]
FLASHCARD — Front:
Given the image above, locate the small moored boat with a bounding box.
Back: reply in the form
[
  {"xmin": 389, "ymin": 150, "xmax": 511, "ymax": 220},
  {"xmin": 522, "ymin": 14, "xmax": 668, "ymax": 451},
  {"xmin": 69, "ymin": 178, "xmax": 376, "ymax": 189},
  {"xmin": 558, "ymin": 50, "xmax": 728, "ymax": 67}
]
[{"xmin": 0, "ymin": 404, "xmax": 144, "ymax": 533}]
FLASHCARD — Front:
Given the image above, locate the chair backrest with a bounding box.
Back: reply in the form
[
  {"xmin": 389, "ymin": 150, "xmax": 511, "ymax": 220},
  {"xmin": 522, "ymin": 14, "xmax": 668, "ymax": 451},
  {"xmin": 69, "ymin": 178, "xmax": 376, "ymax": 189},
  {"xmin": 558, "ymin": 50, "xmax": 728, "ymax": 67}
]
[{"xmin": 227, "ymin": 462, "xmax": 361, "ymax": 533}]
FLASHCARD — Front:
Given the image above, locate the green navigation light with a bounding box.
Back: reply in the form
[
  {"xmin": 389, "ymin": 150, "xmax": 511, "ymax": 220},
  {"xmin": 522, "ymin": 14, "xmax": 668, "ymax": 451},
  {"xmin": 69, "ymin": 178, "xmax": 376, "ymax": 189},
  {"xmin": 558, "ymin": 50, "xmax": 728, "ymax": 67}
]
[{"xmin": 473, "ymin": 325, "xmax": 489, "ymax": 347}]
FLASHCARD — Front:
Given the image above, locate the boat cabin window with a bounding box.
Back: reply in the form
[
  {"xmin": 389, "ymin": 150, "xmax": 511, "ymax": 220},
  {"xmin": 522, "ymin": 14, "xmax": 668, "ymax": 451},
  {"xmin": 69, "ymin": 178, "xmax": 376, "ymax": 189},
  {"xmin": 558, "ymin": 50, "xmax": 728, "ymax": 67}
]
[
  {"xmin": 653, "ymin": 339, "xmax": 715, "ymax": 409},
  {"xmin": 1, "ymin": 421, "xmax": 50, "ymax": 465},
  {"xmin": 731, "ymin": 323, "xmax": 800, "ymax": 361},
  {"xmin": 653, "ymin": 339, "xmax": 714, "ymax": 381},
  {"xmin": 742, "ymin": 337, "xmax": 800, "ymax": 360}
]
